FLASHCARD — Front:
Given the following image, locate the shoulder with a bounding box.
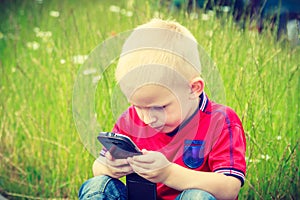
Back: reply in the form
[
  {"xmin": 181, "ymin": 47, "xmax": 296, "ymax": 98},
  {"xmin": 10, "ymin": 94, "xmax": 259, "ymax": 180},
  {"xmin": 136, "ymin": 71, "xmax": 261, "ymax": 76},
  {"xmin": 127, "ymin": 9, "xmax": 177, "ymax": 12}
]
[{"xmin": 204, "ymin": 100, "xmax": 243, "ymax": 128}]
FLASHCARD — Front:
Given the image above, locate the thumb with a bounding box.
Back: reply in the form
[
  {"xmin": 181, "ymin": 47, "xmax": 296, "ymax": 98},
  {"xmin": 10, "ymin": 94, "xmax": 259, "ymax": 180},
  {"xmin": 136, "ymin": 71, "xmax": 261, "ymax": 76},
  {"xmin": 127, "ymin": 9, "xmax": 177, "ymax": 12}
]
[
  {"xmin": 141, "ymin": 149, "xmax": 149, "ymax": 155},
  {"xmin": 105, "ymin": 151, "xmax": 114, "ymax": 160}
]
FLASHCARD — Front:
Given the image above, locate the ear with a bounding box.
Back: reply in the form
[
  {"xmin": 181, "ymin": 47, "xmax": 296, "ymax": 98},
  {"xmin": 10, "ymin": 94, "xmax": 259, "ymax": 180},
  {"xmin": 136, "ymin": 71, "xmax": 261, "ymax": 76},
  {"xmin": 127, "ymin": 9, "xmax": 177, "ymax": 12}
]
[{"xmin": 189, "ymin": 77, "xmax": 205, "ymax": 99}]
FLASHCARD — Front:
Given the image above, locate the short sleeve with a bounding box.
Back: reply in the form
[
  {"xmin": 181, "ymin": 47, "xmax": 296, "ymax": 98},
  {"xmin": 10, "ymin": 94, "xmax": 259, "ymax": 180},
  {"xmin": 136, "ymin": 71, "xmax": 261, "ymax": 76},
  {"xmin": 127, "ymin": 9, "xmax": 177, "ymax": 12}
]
[{"xmin": 209, "ymin": 123, "xmax": 246, "ymax": 186}]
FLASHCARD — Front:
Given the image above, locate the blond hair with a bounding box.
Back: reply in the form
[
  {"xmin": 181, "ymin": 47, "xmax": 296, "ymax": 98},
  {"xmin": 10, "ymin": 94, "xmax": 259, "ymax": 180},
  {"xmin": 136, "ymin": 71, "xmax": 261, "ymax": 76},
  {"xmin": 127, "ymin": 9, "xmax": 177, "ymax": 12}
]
[{"xmin": 115, "ymin": 18, "xmax": 201, "ymax": 83}]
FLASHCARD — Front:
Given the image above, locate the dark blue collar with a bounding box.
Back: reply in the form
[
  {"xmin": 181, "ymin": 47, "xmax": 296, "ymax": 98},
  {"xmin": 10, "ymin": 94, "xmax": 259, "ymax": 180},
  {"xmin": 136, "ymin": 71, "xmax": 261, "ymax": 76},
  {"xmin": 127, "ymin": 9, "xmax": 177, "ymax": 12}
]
[
  {"xmin": 166, "ymin": 92, "xmax": 209, "ymax": 136},
  {"xmin": 199, "ymin": 92, "xmax": 208, "ymax": 112}
]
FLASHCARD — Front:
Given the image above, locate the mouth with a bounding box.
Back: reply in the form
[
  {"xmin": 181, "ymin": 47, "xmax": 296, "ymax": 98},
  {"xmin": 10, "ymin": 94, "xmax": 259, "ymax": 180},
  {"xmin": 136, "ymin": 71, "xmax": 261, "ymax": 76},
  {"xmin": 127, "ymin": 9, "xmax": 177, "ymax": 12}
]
[{"xmin": 150, "ymin": 124, "xmax": 165, "ymax": 131}]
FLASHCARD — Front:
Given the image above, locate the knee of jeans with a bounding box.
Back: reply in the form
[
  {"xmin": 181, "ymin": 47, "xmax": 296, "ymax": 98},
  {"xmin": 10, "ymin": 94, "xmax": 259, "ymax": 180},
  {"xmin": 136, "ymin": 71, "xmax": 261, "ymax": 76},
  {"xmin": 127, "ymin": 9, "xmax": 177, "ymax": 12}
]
[
  {"xmin": 78, "ymin": 175, "xmax": 126, "ymax": 199},
  {"xmin": 177, "ymin": 189, "xmax": 216, "ymax": 200}
]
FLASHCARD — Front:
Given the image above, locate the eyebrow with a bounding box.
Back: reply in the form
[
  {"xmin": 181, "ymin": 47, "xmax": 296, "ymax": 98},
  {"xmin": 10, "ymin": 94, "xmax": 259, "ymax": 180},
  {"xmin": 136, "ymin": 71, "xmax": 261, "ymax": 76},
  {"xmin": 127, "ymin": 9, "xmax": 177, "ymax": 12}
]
[{"xmin": 131, "ymin": 103, "xmax": 168, "ymax": 109}]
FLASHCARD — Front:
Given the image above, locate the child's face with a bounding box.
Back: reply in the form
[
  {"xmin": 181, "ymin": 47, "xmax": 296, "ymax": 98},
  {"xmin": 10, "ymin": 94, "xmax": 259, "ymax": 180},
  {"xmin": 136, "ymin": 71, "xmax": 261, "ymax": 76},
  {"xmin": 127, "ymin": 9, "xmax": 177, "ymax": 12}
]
[{"xmin": 129, "ymin": 84, "xmax": 199, "ymax": 133}]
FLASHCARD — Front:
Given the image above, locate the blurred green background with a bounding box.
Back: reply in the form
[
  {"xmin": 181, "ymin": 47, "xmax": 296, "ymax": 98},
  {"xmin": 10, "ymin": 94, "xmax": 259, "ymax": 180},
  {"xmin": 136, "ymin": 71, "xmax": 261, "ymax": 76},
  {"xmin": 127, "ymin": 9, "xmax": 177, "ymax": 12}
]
[{"xmin": 0, "ymin": 0, "xmax": 299, "ymax": 199}]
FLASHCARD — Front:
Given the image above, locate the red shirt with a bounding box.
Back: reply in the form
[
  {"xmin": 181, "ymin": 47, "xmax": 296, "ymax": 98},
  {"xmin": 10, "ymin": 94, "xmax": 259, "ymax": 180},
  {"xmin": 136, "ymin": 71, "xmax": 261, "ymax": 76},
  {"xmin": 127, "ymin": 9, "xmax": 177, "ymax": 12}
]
[{"xmin": 112, "ymin": 93, "xmax": 246, "ymax": 200}]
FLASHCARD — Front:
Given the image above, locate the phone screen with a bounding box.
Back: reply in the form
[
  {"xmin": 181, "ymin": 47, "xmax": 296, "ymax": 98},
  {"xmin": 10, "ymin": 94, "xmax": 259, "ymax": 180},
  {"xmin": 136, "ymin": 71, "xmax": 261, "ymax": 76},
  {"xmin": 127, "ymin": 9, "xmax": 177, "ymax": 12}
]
[{"xmin": 97, "ymin": 132, "xmax": 142, "ymax": 159}]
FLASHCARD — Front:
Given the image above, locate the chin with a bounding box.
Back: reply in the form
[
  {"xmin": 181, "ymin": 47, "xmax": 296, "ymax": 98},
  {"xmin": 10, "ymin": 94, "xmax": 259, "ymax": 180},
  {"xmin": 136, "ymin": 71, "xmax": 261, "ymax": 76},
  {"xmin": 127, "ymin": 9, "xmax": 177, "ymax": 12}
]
[
  {"xmin": 152, "ymin": 123, "xmax": 180, "ymax": 133},
  {"xmin": 160, "ymin": 126, "xmax": 177, "ymax": 133}
]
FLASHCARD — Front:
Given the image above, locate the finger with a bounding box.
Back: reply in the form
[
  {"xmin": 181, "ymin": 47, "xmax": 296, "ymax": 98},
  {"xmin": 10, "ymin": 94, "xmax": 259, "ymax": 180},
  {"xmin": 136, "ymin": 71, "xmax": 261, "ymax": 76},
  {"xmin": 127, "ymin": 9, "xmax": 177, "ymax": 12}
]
[
  {"xmin": 105, "ymin": 151, "xmax": 115, "ymax": 161},
  {"xmin": 106, "ymin": 158, "xmax": 129, "ymax": 168},
  {"xmin": 112, "ymin": 164, "xmax": 133, "ymax": 174},
  {"xmin": 131, "ymin": 153, "xmax": 155, "ymax": 163},
  {"xmin": 141, "ymin": 149, "xmax": 149, "ymax": 154},
  {"xmin": 110, "ymin": 170, "xmax": 130, "ymax": 179},
  {"xmin": 129, "ymin": 161, "xmax": 147, "ymax": 174},
  {"xmin": 108, "ymin": 163, "xmax": 134, "ymax": 179},
  {"xmin": 128, "ymin": 157, "xmax": 153, "ymax": 171},
  {"xmin": 105, "ymin": 154, "xmax": 130, "ymax": 168},
  {"xmin": 131, "ymin": 164, "xmax": 158, "ymax": 179}
]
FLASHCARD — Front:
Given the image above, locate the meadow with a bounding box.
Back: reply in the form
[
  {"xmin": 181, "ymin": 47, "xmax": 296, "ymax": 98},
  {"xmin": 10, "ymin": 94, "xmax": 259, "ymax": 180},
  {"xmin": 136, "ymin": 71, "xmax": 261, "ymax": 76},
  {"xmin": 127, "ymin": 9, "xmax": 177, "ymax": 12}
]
[{"xmin": 0, "ymin": 0, "xmax": 299, "ymax": 199}]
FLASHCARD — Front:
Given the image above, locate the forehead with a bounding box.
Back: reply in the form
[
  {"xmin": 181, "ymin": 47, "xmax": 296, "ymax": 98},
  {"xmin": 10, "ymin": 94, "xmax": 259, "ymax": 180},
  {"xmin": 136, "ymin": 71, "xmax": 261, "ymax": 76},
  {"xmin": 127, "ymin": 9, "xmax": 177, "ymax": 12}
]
[
  {"xmin": 116, "ymin": 49, "xmax": 199, "ymax": 84},
  {"xmin": 129, "ymin": 84, "xmax": 175, "ymax": 107},
  {"xmin": 118, "ymin": 64, "xmax": 190, "ymax": 100}
]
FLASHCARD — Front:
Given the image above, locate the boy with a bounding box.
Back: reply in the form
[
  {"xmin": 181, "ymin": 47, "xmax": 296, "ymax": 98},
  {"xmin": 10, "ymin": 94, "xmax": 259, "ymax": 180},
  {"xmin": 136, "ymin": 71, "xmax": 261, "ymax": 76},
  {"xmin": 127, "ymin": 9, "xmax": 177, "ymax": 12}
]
[{"xmin": 79, "ymin": 19, "xmax": 246, "ymax": 200}]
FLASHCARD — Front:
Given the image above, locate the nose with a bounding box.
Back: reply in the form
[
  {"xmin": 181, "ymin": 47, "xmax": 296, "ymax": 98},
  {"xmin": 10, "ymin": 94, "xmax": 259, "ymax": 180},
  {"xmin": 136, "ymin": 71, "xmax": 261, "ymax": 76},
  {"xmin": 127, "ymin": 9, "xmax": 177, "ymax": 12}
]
[{"xmin": 141, "ymin": 109, "xmax": 157, "ymax": 125}]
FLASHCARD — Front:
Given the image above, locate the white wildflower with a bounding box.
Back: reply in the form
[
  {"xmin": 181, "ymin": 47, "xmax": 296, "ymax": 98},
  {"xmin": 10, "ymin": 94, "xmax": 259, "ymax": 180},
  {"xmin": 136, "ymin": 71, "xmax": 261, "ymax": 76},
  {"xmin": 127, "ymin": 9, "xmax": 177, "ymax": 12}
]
[
  {"xmin": 201, "ymin": 14, "xmax": 209, "ymax": 21},
  {"xmin": 36, "ymin": 31, "xmax": 52, "ymax": 39},
  {"xmin": 83, "ymin": 68, "xmax": 97, "ymax": 75},
  {"xmin": 0, "ymin": 32, "xmax": 3, "ymax": 39},
  {"xmin": 26, "ymin": 41, "xmax": 40, "ymax": 50},
  {"xmin": 32, "ymin": 42, "xmax": 40, "ymax": 50},
  {"xmin": 50, "ymin": 10, "xmax": 60, "ymax": 18},
  {"xmin": 35, "ymin": 29, "xmax": 53, "ymax": 43},
  {"xmin": 33, "ymin": 27, "xmax": 40, "ymax": 33},
  {"xmin": 60, "ymin": 59, "xmax": 66, "ymax": 64},
  {"xmin": 190, "ymin": 12, "xmax": 198, "ymax": 20},
  {"xmin": 248, "ymin": 158, "xmax": 260, "ymax": 163},
  {"xmin": 221, "ymin": 6, "xmax": 231, "ymax": 12},
  {"xmin": 207, "ymin": 10, "xmax": 214, "ymax": 17},
  {"xmin": 109, "ymin": 5, "xmax": 120, "ymax": 13},
  {"xmin": 73, "ymin": 55, "xmax": 88, "ymax": 64},
  {"xmin": 92, "ymin": 75, "xmax": 102, "ymax": 84},
  {"xmin": 261, "ymin": 154, "xmax": 271, "ymax": 161},
  {"xmin": 276, "ymin": 136, "xmax": 282, "ymax": 140},
  {"xmin": 125, "ymin": 11, "xmax": 133, "ymax": 17},
  {"xmin": 109, "ymin": 5, "xmax": 132, "ymax": 17},
  {"xmin": 12, "ymin": 67, "xmax": 16, "ymax": 73}
]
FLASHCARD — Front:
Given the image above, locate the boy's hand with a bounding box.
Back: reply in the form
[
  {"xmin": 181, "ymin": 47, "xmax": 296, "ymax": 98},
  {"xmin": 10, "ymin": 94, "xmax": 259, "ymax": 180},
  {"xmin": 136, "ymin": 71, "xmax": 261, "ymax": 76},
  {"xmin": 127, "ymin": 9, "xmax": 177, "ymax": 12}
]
[
  {"xmin": 104, "ymin": 151, "xmax": 134, "ymax": 178},
  {"xmin": 127, "ymin": 149, "xmax": 172, "ymax": 183}
]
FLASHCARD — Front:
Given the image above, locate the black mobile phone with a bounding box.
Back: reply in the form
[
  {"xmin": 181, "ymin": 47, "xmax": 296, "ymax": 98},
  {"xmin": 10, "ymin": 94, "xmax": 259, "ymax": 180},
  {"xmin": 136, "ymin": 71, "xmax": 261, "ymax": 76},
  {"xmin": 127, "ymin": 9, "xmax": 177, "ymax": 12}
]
[{"xmin": 97, "ymin": 132, "xmax": 142, "ymax": 159}]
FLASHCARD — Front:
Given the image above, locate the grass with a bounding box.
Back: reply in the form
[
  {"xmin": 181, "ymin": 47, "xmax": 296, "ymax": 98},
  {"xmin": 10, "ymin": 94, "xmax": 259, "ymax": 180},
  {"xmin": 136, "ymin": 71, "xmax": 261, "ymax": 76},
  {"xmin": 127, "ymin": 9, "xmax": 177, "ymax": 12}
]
[{"xmin": 0, "ymin": 0, "xmax": 299, "ymax": 199}]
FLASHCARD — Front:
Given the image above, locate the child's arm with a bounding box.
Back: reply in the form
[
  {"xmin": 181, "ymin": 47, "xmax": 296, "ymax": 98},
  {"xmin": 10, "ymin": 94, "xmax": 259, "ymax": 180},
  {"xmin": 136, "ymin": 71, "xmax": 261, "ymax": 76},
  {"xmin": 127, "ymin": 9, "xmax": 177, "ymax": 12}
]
[
  {"xmin": 128, "ymin": 150, "xmax": 241, "ymax": 200},
  {"xmin": 163, "ymin": 163, "xmax": 241, "ymax": 200},
  {"xmin": 93, "ymin": 152, "xmax": 133, "ymax": 179}
]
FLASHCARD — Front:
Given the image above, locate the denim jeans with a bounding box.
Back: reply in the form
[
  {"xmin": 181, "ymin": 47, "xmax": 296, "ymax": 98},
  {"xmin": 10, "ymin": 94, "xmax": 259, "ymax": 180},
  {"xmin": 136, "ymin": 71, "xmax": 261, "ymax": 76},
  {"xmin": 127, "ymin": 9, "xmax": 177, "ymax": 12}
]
[{"xmin": 79, "ymin": 175, "xmax": 216, "ymax": 200}]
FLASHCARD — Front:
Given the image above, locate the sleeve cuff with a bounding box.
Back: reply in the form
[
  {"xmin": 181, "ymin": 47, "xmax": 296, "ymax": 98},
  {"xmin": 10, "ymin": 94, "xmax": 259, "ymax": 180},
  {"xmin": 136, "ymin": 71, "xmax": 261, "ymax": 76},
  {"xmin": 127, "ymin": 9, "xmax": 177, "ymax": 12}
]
[
  {"xmin": 99, "ymin": 148, "xmax": 107, "ymax": 157},
  {"xmin": 214, "ymin": 168, "xmax": 245, "ymax": 186}
]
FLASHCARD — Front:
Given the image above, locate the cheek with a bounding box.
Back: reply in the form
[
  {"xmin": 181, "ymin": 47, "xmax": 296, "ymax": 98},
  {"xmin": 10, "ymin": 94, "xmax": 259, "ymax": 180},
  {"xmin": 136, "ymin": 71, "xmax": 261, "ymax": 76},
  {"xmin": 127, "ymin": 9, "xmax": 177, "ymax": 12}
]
[
  {"xmin": 164, "ymin": 105, "xmax": 182, "ymax": 125},
  {"xmin": 135, "ymin": 108, "xmax": 143, "ymax": 119}
]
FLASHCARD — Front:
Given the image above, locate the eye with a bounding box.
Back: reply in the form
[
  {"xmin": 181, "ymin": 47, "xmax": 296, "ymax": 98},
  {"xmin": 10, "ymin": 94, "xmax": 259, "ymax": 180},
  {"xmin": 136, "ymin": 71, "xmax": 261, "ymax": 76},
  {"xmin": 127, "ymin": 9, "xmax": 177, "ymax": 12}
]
[
  {"xmin": 133, "ymin": 105, "xmax": 140, "ymax": 109},
  {"xmin": 151, "ymin": 105, "xmax": 166, "ymax": 110}
]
